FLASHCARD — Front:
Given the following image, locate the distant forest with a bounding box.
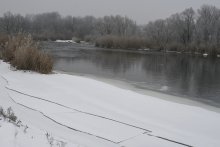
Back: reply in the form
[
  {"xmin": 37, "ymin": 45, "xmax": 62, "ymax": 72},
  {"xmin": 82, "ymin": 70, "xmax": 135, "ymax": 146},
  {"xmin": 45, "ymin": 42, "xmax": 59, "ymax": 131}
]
[{"xmin": 0, "ymin": 4, "xmax": 220, "ymax": 55}]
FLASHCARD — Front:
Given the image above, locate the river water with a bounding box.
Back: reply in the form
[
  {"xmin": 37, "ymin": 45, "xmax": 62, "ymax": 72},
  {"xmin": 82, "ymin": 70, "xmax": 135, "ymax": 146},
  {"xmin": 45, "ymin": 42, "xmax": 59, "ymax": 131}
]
[{"xmin": 42, "ymin": 41, "xmax": 220, "ymax": 107}]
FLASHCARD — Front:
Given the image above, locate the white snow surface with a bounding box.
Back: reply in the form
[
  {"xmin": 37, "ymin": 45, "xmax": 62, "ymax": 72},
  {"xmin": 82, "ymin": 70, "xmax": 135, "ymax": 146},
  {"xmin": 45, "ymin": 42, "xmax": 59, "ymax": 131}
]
[
  {"xmin": 1, "ymin": 60, "xmax": 220, "ymax": 147},
  {"xmin": 0, "ymin": 117, "xmax": 78, "ymax": 147}
]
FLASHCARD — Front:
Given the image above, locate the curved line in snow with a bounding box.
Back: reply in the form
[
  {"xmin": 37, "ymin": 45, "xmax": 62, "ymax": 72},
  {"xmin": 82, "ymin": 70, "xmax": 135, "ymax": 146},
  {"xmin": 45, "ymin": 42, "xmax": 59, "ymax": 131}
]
[
  {"xmin": 2, "ymin": 76, "xmax": 193, "ymax": 147},
  {"xmin": 5, "ymin": 86, "xmax": 151, "ymax": 133}
]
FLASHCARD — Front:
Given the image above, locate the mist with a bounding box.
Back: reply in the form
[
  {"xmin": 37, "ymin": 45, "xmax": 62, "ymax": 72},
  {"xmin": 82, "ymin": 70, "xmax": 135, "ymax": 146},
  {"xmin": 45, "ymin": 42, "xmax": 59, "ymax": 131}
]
[{"xmin": 0, "ymin": 0, "xmax": 220, "ymax": 24}]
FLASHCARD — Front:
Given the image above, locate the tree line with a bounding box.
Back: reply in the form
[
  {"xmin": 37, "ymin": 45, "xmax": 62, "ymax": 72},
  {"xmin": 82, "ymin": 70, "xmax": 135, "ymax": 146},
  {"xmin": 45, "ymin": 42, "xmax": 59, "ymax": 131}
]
[
  {"xmin": 0, "ymin": 12, "xmax": 138, "ymax": 40},
  {"xmin": 0, "ymin": 4, "xmax": 220, "ymax": 55},
  {"xmin": 144, "ymin": 5, "xmax": 220, "ymax": 55}
]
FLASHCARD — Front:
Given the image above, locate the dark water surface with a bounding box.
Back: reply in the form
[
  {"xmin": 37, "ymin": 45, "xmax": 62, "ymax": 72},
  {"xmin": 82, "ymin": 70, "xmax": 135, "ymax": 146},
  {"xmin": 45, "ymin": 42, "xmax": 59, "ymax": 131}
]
[{"xmin": 42, "ymin": 41, "xmax": 220, "ymax": 107}]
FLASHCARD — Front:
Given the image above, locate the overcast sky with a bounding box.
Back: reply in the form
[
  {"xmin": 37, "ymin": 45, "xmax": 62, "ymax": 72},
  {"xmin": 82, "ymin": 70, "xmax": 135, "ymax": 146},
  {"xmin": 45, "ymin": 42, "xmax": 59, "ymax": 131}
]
[{"xmin": 0, "ymin": 0, "xmax": 220, "ymax": 24}]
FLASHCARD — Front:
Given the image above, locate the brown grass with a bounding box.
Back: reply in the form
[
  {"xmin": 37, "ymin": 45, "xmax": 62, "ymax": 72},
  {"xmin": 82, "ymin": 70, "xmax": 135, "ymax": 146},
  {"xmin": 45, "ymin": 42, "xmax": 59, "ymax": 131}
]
[
  {"xmin": 0, "ymin": 34, "xmax": 9, "ymax": 59},
  {"xmin": 12, "ymin": 47, "xmax": 53, "ymax": 74},
  {"xmin": 0, "ymin": 33, "xmax": 8, "ymax": 45},
  {"xmin": 1, "ymin": 34, "xmax": 53, "ymax": 74},
  {"xmin": 95, "ymin": 35, "xmax": 147, "ymax": 49}
]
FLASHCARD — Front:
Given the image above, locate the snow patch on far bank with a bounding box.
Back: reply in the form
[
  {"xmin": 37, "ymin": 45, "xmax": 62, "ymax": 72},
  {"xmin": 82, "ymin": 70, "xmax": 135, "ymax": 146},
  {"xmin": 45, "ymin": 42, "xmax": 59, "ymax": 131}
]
[{"xmin": 55, "ymin": 40, "xmax": 76, "ymax": 43}]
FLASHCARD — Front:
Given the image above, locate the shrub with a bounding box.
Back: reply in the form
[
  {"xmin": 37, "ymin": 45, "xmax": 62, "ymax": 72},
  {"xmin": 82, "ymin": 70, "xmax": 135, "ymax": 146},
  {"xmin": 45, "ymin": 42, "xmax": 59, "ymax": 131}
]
[
  {"xmin": 72, "ymin": 37, "xmax": 81, "ymax": 43},
  {"xmin": 0, "ymin": 107, "xmax": 17, "ymax": 122},
  {"xmin": 0, "ymin": 50, "xmax": 2, "ymax": 59},
  {"xmin": 95, "ymin": 35, "xmax": 146, "ymax": 49},
  {"xmin": 0, "ymin": 34, "xmax": 8, "ymax": 59},
  {"xmin": 6, "ymin": 107, "xmax": 17, "ymax": 122},
  {"xmin": 0, "ymin": 33, "xmax": 8, "ymax": 45},
  {"xmin": 84, "ymin": 35, "xmax": 96, "ymax": 42},
  {"xmin": 3, "ymin": 34, "xmax": 31, "ymax": 61},
  {"xmin": 2, "ymin": 34, "xmax": 53, "ymax": 74},
  {"xmin": 12, "ymin": 47, "xmax": 53, "ymax": 74},
  {"xmin": 0, "ymin": 107, "xmax": 5, "ymax": 118},
  {"xmin": 166, "ymin": 42, "xmax": 184, "ymax": 52}
]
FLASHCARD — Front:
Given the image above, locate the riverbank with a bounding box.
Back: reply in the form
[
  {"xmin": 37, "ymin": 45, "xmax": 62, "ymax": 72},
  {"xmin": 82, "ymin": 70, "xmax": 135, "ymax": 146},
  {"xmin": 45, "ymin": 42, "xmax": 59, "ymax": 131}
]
[
  {"xmin": 1, "ymin": 60, "xmax": 220, "ymax": 147},
  {"xmin": 43, "ymin": 41, "xmax": 220, "ymax": 58},
  {"xmin": 57, "ymin": 70, "xmax": 220, "ymax": 113}
]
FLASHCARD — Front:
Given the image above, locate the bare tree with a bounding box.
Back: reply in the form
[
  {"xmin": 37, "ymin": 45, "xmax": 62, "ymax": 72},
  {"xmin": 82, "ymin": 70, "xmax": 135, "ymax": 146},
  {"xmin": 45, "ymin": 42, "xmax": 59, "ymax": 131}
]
[
  {"xmin": 0, "ymin": 12, "xmax": 15, "ymax": 34},
  {"xmin": 144, "ymin": 19, "xmax": 172, "ymax": 51},
  {"xmin": 196, "ymin": 5, "xmax": 220, "ymax": 52},
  {"xmin": 181, "ymin": 8, "xmax": 195, "ymax": 45}
]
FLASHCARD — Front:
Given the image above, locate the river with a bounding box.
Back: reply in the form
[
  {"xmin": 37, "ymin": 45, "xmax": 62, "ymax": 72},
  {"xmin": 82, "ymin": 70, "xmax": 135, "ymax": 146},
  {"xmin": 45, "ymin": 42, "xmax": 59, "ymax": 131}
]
[{"xmin": 42, "ymin": 41, "xmax": 220, "ymax": 107}]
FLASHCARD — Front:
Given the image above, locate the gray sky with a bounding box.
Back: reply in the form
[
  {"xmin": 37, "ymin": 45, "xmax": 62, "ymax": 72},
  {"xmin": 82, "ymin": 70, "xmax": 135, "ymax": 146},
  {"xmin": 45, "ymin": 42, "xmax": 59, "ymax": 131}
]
[{"xmin": 0, "ymin": 0, "xmax": 220, "ymax": 24}]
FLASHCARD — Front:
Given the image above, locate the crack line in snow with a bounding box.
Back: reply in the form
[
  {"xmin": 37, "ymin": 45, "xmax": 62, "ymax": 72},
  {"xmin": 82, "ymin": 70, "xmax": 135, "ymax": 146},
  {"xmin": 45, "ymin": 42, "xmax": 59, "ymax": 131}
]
[
  {"xmin": 5, "ymin": 86, "xmax": 152, "ymax": 133},
  {"xmin": 155, "ymin": 136, "xmax": 193, "ymax": 147},
  {"xmin": 0, "ymin": 74, "xmax": 9, "ymax": 84},
  {"xmin": 143, "ymin": 132, "xmax": 193, "ymax": 147},
  {"xmin": 5, "ymin": 92, "xmax": 119, "ymax": 144},
  {"xmin": 1, "ymin": 74, "xmax": 194, "ymax": 147},
  {"xmin": 43, "ymin": 115, "xmax": 120, "ymax": 144},
  {"xmin": 0, "ymin": 74, "xmax": 123, "ymax": 145},
  {"xmin": 6, "ymin": 87, "xmax": 194, "ymax": 147},
  {"xmin": 117, "ymin": 132, "xmax": 147, "ymax": 144}
]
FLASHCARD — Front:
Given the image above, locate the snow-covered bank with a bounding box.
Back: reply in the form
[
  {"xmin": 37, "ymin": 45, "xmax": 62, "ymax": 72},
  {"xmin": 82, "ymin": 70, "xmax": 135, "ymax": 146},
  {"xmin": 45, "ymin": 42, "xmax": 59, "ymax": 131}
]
[
  {"xmin": 0, "ymin": 61, "xmax": 120, "ymax": 147},
  {"xmin": 1, "ymin": 61, "xmax": 220, "ymax": 147},
  {"xmin": 59, "ymin": 71, "xmax": 220, "ymax": 113}
]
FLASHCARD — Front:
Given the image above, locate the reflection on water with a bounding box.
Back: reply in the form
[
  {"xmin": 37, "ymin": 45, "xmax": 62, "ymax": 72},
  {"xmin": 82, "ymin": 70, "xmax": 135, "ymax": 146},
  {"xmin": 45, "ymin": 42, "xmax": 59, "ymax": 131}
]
[{"xmin": 43, "ymin": 42, "xmax": 220, "ymax": 107}]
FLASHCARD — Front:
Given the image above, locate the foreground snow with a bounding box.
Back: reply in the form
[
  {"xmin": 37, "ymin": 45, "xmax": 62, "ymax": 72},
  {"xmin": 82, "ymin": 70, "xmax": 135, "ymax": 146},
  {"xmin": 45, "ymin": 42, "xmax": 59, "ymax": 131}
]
[
  {"xmin": 1, "ymin": 60, "xmax": 220, "ymax": 147},
  {"xmin": 0, "ymin": 115, "xmax": 77, "ymax": 147}
]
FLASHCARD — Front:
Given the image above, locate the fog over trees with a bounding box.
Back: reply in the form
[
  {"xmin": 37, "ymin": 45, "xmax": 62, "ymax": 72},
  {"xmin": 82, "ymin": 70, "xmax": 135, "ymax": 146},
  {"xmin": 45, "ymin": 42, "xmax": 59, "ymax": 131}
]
[
  {"xmin": 0, "ymin": 4, "xmax": 220, "ymax": 55},
  {"xmin": 0, "ymin": 12, "xmax": 138, "ymax": 40}
]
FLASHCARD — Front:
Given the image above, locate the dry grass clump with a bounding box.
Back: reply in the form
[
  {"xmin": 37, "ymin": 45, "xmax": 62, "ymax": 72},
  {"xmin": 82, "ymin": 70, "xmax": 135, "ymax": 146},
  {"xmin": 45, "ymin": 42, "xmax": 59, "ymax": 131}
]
[
  {"xmin": 12, "ymin": 46, "xmax": 53, "ymax": 74},
  {"xmin": 72, "ymin": 37, "xmax": 81, "ymax": 43},
  {"xmin": 0, "ymin": 107, "xmax": 17, "ymax": 122},
  {"xmin": 95, "ymin": 35, "xmax": 146, "ymax": 49},
  {"xmin": 0, "ymin": 33, "xmax": 8, "ymax": 45},
  {"xmin": 0, "ymin": 34, "xmax": 9, "ymax": 59},
  {"xmin": 2, "ymin": 34, "xmax": 53, "ymax": 74}
]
